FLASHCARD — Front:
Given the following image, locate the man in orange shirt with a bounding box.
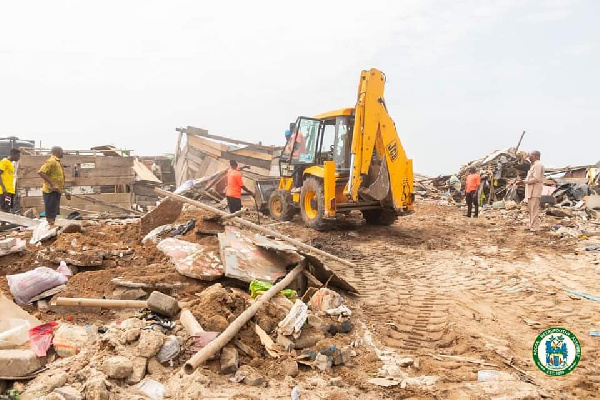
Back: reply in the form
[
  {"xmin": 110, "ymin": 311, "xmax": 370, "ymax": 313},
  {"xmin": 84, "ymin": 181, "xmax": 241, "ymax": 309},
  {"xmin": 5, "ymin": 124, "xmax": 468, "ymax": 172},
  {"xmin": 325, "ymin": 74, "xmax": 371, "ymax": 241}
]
[
  {"xmin": 225, "ymin": 160, "xmax": 254, "ymax": 213},
  {"xmin": 465, "ymin": 167, "xmax": 481, "ymax": 218}
]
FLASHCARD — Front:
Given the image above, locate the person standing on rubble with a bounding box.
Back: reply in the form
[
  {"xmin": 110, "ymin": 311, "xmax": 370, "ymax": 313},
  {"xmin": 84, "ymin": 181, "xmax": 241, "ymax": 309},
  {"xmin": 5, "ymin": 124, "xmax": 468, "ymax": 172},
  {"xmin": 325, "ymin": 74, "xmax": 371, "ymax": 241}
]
[
  {"xmin": 38, "ymin": 146, "xmax": 71, "ymax": 225},
  {"xmin": 0, "ymin": 149, "xmax": 21, "ymax": 213},
  {"xmin": 465, "ymin": 167, "xmax": 481, "ymax": 218},
  {"xmin": 518, "ymin": 151, "xmax": 545, "ymax": 232},
  {"xmin": 225, "ymin": 160, "xmax": 253, "ymax": 213}
]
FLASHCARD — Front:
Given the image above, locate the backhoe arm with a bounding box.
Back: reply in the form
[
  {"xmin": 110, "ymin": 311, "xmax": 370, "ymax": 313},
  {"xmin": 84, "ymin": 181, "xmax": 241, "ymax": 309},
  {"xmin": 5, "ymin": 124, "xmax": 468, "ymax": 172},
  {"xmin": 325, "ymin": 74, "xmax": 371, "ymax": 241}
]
[{"xmin": 347, "ymin": 69, "xmax": 414, "ymax": 210}]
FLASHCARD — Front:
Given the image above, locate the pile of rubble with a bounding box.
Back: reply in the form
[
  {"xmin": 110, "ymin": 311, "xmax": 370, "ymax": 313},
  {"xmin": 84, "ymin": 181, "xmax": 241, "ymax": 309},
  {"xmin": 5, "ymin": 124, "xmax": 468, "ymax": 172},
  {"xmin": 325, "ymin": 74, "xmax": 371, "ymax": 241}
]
[{"xmin": 0, "ymin": 193, "xmax": 381, "ymax": 400}]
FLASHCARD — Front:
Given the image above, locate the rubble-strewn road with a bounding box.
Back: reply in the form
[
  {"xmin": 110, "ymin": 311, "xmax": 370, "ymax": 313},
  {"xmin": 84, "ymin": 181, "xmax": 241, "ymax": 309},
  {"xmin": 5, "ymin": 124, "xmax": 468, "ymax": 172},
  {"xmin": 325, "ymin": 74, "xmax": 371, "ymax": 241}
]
[{"xmin": 279, "ymin": 201, "xmax": 600, "ymax": 398}]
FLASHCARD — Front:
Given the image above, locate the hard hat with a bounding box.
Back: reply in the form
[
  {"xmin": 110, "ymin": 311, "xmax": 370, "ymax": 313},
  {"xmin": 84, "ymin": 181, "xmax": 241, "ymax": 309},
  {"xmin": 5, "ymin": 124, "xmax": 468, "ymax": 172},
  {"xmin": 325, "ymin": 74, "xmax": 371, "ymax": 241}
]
[{"xmin": 285, "ymin": 130, "xmax": 291, "ymax": 137}]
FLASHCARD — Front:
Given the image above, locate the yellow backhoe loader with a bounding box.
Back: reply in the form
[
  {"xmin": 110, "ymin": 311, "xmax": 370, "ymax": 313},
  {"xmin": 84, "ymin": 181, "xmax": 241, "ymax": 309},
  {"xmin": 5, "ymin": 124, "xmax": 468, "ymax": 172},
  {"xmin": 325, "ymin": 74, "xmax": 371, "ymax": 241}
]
[{"xmin": 264, "ymin": 68, "xmax": 414, "ymax": 229}]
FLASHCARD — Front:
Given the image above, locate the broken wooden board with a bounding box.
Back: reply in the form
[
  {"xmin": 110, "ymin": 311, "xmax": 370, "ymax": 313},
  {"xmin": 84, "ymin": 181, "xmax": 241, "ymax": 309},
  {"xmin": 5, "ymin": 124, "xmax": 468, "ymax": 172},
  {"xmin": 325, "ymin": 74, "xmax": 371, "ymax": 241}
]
[
  {"xmin": 111, "ymin": 278, "xmax": 186, "ymax": 291},
  {"xmin": 140, "ymin": 198, "xmax": 183, "ymax": 236},
  {"xmin": 301, "ymin": 253, "xmax": 358, "ymax": 293},
  {"xmin": 218, "ymin": 226, "xmax": 301, "ymax": 284},
  {"xmin": 157, "ymin": 237, "xmax": 223, "ymax": 281},
  {"xmin": 29, "ymin": 285, "xmax": 67, "ymax": 303}
]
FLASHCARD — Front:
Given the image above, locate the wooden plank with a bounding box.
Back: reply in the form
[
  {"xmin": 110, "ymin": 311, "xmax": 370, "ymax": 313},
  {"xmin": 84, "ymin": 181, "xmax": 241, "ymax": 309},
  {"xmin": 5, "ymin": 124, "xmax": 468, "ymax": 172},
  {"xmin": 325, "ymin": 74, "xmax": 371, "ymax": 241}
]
[
  {"xmin": 133, "ymin": 158, "xmax": 161, "ymax": 183},
  {"xmin": 221, "ymin": 151, "xmax": 272, "ymax": 170},
  {"xmin": 70, "ymin": 193, "xmax": 139, "ymax": 214},
  {"xmin": 187, "ymin": 135, "xmax": 225, "ymax": 158},
  {"xmin": 21, "ymin": 193, "xmax": 133, "ymax": 214},
  {"xmin": 229, "ymin": 148, "xmax": 274, "ymax": 161},
  {"xmin": 180, "ymin": 126, "xmax": 278, "ymax": 152}
]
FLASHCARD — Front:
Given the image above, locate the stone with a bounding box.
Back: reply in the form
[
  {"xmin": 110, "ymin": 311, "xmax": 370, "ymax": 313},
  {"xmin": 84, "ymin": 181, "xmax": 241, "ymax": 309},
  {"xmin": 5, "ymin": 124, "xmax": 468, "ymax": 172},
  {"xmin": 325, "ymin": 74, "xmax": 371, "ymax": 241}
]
[
  {"xmin": 44, "ymin": 393, "xmax": 66, "ymax": 400},
  {"xmin": 0, "ymin": 237, "xmax": 16, "ymax": 249},
  {"xmin": 0, "ymin": 349, "xmax": 44, "ymax": 377},
  {"xmin": 56, "ymin": 220, "xmax": 83, "ymax": 233},
  {"xmin": 237, "ymin": 365, "xmax": 265, "ymax": 386},
  {"xmin": 339, "ymin": 320, "xmax": 353, "ymax": 333},
  {"xmin": 156, "ymin": 335, "xmax": 181, "ymax": 363},
  {"xmin": 294, "ymin": 329, "xmax": 325, "ymax": 349},
  {"xmin": 368, "ymin": 378, "xmax": 399, "ymax": 387},
  {"xmin": 340, "ymin": 347, "xmax": 353, "ymax": 365},
  {"xmin": 147, "ymin": 357, "xmax": 167, "ymax": 375},
  {"xmin": 111, "ymin": 287, "xmax": 147, "ymax": 300},
  {"xmin": 398, "ymin": 357, "xmax": 414, "ymax": 367},
  {"xmin": 23, "ymin": 371, "xmax": 68, "ymax": 398},
  {"xmin": 320, "ymin": 347, "xmax": 343, "ymax": 366},
  {"xmin": 330, "ymin": 377, "xmax": 344, "ymax": 387},
  {"xmin": 102, "ymin": 356, "xmax": 133, "ymax": 379},
  {"xmin": 127, "ymin": 357, "xmax": 148, "ymax": 385},
  {"xmin": 147, "ymin": 291, "xmax": 180, "ymax": 317},
  {"xmin": 84, "ymin": 376, "xmax": 110, "ymax": 400},
  {"xmin": 53, "ymin": 386, "xmax": 83, "ymax": 400},
  {"xmin": 315, "ymin": 353, "xmax": 332, "ymax": 372},
  {"xmin": 276, "ymin": 333, "xmax": 295, "ymax": 352},
  {"xmin": 206, "ymin": 315, "xmax": 229, "ymax": 332},
  {"xmin": 307, "ymin": 313, "xmax": 328, "ymax": 333},
  {"xmin": 220, "ymin": 346, "xmax": 239, "ymax": 374},
  {"xmin": 281, "ymin": 359, "xmax": 299, "ymax": 377},
  {"xmin": 137, "ymin": 329, "xmax": 165, "ymax": 358},
  {"xmin": 125, "ymin": 328, "xmax": 142, "ymax": 343}
]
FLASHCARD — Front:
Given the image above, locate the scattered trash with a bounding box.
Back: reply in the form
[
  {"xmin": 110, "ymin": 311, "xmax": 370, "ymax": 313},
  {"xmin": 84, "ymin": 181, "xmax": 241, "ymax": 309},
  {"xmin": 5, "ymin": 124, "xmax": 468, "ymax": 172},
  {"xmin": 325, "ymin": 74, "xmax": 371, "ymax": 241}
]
[
  {"xmin": 564, "ymin": 289, "xmax": 600, "ymax": 303},
  {"xmin": 249, "ymin": 280, "xmax": 296, "ymax": 299},
  {"xmin": 135, "ymin": 379, "xmax": 165, "ymax": 400},
  {"xmin": 309, "ymin": 288, "xmax": 344, "ymax": 314},
  {"xmin": 142, "ymin": 224, "xmax": 174, "ymax": 244},
  {"xmin": 325, "ymin": 305, "xmax": 352, "ymax": 317},
  {"xmin": 477, "ymin": 370, "xmax": 500, "ymax": 382},
  {"xmin": 584, "ymin": 245, "xmax": 600, "ymax": 251},
  {"xmin": 28, "ymin": 321, "xmax": 59, "ymax": 357},
  {"xmin": 56, "ymin": 261, "xmax": 73, "ymax": 277},
  {"xmin": 278, "ymin": 300, "xmax": 309, "ymax": 337},
  {"xmin": 291, "ymin": 385, "xmax": 301, "ymax": 400},
  {"xmin": 7, "ymin": 267, "xmax": 68, "ymax": 305},
  {"xmin": 156, "ymin": 335, "xmax": 180, "ymax": 363},
  {"xmin": 170, "ymin": 219, "xmax": 196, "ymax": 236},
  {"xmin": 157, "ymin": 237, "xmax": 223, "ymax": 280},
  {"xmin": 29, "ymin": 221, "xmax": 58, "ymax": 244}
]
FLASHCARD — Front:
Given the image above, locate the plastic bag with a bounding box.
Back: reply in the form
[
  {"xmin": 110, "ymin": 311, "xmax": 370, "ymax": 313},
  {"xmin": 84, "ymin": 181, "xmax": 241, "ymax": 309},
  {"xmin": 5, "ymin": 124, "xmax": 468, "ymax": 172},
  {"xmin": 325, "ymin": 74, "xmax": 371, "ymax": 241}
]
[
  {"xmin": 277, "ymin": 300, "xmax": 308, "ymax": 337},
  {"xmin": 309, "ymin": 288, "xmax": 343, "ymax": 313},
  {"xmin": 249, "ymin": 280, "xmax": 296, "ymax": 299},
  {"xmin": 7, "ymin": 267, "xmax": 68, "ymax": 305},
  {"xmin": 29, "ymin": 321, "xmax": 59, "ymax": 356},
  {"xmin": 142, "ymin": 224, "xmax": 173, "ymax": 244},
  {"xmin": 57, "ymin": 261, "xmax": 73, "ymax": 277},
  {"xmin": 0, "ymin": 318, "xmax": 31, "ymax": 349}
]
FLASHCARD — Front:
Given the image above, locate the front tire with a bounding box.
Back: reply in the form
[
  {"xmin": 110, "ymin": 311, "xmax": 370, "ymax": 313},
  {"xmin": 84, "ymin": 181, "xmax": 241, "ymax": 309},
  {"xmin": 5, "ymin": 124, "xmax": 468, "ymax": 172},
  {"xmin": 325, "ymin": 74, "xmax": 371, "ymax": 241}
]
[
  {"xmin": 268, "ymin": 190, "xmax": 296, "ymax": 221},
  {"xmin": 300, "ymin": 178, "xmax": 326, "ymax": 230}
]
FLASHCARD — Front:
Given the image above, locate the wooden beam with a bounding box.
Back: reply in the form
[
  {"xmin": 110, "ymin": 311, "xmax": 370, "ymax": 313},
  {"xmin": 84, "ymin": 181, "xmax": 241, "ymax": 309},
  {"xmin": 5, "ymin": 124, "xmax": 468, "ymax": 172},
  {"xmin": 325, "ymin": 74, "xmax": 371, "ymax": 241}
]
[
  {"xmin": 179, "ymin": 126, "xmax": 278, "ymax": 152},
  {"xmin": 70, "ymin": 194, "xmax": 141, "ymax": 215}
]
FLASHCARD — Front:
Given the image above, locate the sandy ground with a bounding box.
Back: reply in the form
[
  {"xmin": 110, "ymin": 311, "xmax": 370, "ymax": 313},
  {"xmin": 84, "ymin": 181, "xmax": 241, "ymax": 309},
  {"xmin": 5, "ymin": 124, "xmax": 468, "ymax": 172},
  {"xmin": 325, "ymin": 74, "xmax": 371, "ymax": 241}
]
[{"xmin": 1, "ymin": 200, "xmax": 599, "ymax": 399}]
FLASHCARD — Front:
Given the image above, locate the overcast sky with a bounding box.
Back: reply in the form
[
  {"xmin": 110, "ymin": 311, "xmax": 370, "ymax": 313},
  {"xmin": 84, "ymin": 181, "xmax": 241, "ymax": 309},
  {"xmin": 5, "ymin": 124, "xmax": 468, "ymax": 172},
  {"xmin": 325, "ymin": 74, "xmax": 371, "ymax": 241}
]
[{"xmin": 1, "ymin": 0, "xmax": 598, "ymax": 176}]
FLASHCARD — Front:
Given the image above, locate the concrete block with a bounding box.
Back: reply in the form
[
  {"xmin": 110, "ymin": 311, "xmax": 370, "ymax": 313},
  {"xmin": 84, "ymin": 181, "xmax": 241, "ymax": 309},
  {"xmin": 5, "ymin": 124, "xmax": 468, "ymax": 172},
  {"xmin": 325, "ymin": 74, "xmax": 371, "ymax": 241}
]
[
  {"xmin": 127, "ymin": 357, "xmax": 148, "ymax": 385},
  {"xmin": 0, "ymin": 238, "xmax": 16, "ymax": 250},
  {"xmin": 0, "ymin": 349, "xmax": 44, "ymax": 377},
  {"xmin": 147, "ymin": 291, "xmax": 180, "ymax": 317},
  {"xmin": 102, "ymin": 356, "xmax": 133, "ymax": 379},
  {"xmin": 220, "ymin": 346, "xmax": 239, "ymax": 374}
]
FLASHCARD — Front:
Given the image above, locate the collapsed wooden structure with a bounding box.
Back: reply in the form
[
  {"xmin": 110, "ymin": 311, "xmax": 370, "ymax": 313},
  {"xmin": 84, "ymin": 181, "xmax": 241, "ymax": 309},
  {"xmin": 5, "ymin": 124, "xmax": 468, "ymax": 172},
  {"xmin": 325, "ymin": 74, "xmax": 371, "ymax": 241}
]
[
  {"xmin": 17, "ymin": 147, "xmax": 162, "ymax": 215},
  {"xmin": 174, "ymin": 126, "xmax": 282, "ymax": 191}
]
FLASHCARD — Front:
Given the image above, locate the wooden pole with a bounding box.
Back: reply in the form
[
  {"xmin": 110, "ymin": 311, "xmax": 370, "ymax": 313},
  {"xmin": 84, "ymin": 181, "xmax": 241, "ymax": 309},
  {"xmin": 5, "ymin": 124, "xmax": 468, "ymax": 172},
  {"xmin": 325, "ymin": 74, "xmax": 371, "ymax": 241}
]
[
  {"xmin": 54, "ymin": 297, "xmax": 147, "ymax": 309},
  {"xmin": 183, "ymin": 262, "xmax": 306, "ymax": 374},
  {"xmin": 155, "ymin": 188, "xmax": 356, "ymax": 268}
]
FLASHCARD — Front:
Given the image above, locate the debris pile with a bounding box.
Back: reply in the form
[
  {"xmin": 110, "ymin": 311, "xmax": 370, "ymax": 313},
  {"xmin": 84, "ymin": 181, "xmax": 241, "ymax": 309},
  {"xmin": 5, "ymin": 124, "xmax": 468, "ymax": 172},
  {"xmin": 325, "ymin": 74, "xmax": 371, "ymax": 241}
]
[{"xmin": 0, "ymin": 192, "xmax": 374, "ymax": 400}]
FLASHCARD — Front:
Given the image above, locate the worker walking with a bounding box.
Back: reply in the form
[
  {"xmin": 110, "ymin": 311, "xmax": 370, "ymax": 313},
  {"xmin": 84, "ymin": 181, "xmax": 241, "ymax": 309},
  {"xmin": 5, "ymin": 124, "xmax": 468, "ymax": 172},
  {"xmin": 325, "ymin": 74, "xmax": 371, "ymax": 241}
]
[
  {"xmin": 37, "ymin": 146, "xmax": 71, "ymax": 225},
  {"xmin": 225, "ymin": 160, "xmax": 253, "ymax": 213},
  {"xmin": 0, "ymin": 149, "xmax": 21, "ymax": 213},
  {"xmin": 519, "ymin": 151, "xmax": 545, "ymax": 231},
  {"xmin": 465, "ymin": 167, "xmax": 481, "ymax": 218}
]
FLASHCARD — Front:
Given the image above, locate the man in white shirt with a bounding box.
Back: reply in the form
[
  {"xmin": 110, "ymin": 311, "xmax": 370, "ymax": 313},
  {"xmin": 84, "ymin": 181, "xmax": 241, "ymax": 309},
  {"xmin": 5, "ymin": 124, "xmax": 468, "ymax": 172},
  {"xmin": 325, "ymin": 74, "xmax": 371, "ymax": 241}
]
[{"xmin": 518, "ymin": 151, "xmax": 545, "ymax": 231}]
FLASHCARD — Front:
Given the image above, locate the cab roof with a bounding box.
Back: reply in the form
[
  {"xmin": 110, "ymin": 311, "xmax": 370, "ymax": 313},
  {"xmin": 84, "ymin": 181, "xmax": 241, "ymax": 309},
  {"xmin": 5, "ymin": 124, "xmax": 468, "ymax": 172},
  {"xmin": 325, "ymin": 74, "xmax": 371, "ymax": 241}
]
[{"xmin": 314, "ymin": 107, "xmax": 354, "ymax": 120}]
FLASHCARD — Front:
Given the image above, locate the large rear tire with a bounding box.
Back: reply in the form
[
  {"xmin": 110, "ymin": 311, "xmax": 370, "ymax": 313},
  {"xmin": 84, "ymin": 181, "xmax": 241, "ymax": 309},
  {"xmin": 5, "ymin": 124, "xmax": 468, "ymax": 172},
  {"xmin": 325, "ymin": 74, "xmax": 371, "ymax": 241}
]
[
  {"xmin": 362, "ymin": 208, "xmax": 398, "ymax": 226},
  {"xmin": 268, "ymin": 190, "xmax": 296, "ymax": 221},
  {"xmin": 300, "ymin": 177, "xmax": 327, "ymax": 230}
]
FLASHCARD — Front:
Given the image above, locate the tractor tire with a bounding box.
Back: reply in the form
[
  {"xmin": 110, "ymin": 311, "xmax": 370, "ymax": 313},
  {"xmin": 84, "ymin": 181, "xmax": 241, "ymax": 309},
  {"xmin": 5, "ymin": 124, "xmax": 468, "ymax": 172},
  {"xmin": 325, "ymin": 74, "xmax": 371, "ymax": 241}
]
[
  {"xmin": 268, "ymin": 190, "xmax": 296, "ymax": 221},
  {"xmin": 362, "ymin": 208, "xmax": 398, "ymax": 226},
  {"xmin": 300, "ymin": 177, "xmax": 327, "ymax": 230}
]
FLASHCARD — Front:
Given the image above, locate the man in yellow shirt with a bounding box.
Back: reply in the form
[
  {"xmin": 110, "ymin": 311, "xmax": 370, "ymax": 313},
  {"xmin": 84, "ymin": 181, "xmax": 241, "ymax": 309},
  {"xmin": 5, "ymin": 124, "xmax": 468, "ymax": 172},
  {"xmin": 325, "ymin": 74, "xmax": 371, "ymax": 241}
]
[
  {"xmin": 0, "ymin": 149, "xmax": 21, "ymax": 212},
  {"xmin": 38, "ymin": 146, "xmax": 71, "ymax": 224}
]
